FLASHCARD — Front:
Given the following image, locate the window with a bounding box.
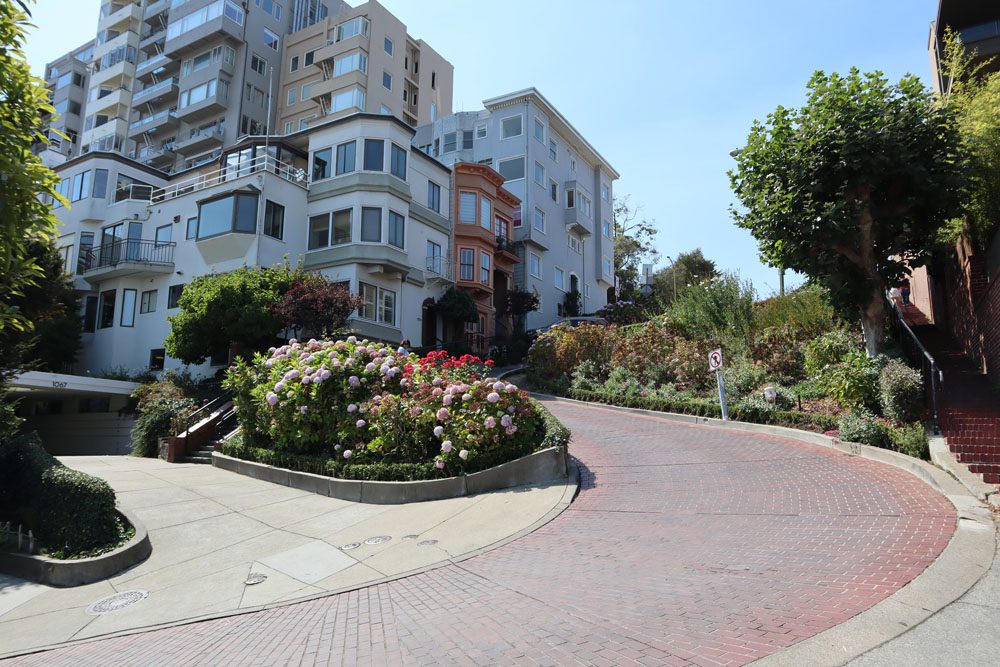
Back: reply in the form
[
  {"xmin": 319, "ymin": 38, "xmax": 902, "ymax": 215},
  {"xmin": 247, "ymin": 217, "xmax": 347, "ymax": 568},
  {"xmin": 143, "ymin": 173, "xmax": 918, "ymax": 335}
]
[
  {"xmin": 569, "ymin": 236, "xmax": 581, "ymax": 253},
  {"xmin": 308, "ymin": 214, "xmax": 329, "ymax": 249},
  {"xmin": 186, "ymin": 217, "xmax": 198, "ymax": 239},
  {"xmin": 71, "ymin": 171, "xmax": 92, "ymax": 202},
  {"xmin": 335, "ymin": 140, "xmax": 356, "ymax": 175},
  {"xmin": 566, "ymin": 189, "xmax": 575, "ymax": 209},
  {"xmin": 287, "ymin": 88, "xmax": 296, "ymax": 105},
  {"xmin": 380, "ymin": 104, "xmax": 392, "ymax": 115},
  {"xmin": 168, "ymin": 285, "xmax": 184, "ymax": 309},
  {"xmin": 431, "ymin": 71, "xmax": 436, "ymax": 89},
  {"xmin": 476, "ymin": 124, "xmax": 487, "ymax": 139},
  {"xmin": 459, "ymin": 192, "xmax": 477, "ymax": 224},
  {"xmin": 603, "ymin": 257, "xmax": 613, "ymax": 277},
  {"xmin": 309, "ymin": 209, "xmax": 352, "ymax": 249},
  {"xmin": 501, "ymin": 115, "xmax": 522, "ymax": 139},
  {"xmin": 336, "ymin": 16, "xmax": 369, "ymax": 41},
  {"xmin": 155, "ymin": 224, "xmax": 172, "ymax": 245},
  {"xmin": 263, "ymin": 27, "xmax": 279, "ymax": 50},
  {"xmin": 167, "ymin": 1, "xmax": 244, "ymax": 40},
  {"xmin": 93, "ymin": 169, "xmax": 109, "ymax": 199},
  {"xmin": 361, "ymin": 206, "xmax": 381, "ymax": 242},
  {"xmin": 304, "ymin": 50, "xmax": 315, "ymax": 66},
  {"xmin": 120, "ymin": 289, "xmax": 137, "ymax": 327},
  {"xmin": 380, "ymin": 287, "xmax": 395, "ymax": 326},
  {"xmin": 463, "ymin": 130, "xmax": 473, "ymax": 149},
  {"xmin": 549, "ymin": 178, "xmax": 558, "ymax": 202},
  {"xmin": 480, "ymin": 252, "xmax": 490, "ymax": 285},
  {"xmin": 533, "ymin": 207, "xmax": 545, "ymax": 233},
  {"xmin": 602, "ymin": 220, "xmax": 612, "ymax": 238},
  {"xmin": 495, "ymin": 216, "xmax": 509, "ymax": 240},
  {"xmin": 459, "ymin": 248, "xmax": 474, "ymax": 281},
  {"xmin": 529, "ymin": 252, "xmax": 541, "ymax": 278},
  {"xmin": 312, "ymin": 147, "xmax": 331, "ymax": 181},
  {"xmin": 554, "ymin": 267, "xmax": 565, "ymax": 291},
  {"xmin": 140, "ymin": 289, "xmax": 157, "ymax": 314},
  {"xmin": 534, "ymin": 161, "xmax": 544, "ymax": 186},
  {"xmin": 251, "ymin": 53, "xmax": 266, "ymax": 76},
  {"xmin": 331, "ymin": 85, "xmax": 366, "ymax": 113},
  {"xmin": 388, "ymin": 211, "xmax": 404, "ymax": 249},
  {"xmin": 98, "ymin": 289, "xmax": 116, "ymax": 328},
  {"xmin": 264, "ymin": 200, "xmax": 284, "ymax": 239},
  {"xmin": 497, "ymin": 156, "xmax": 525, "ymax": 181},
  {"xmin": 427, "ymin": 240, "xmax": 442, "ymax": 273},
  {"xmin": 179, "ymin": 78, "xmax": 226, "ymax": 108},
  {"xmin": 300, "ymin": 81, "xmax": 314, "ymax": 100},
  {"xmin": 83, "ymin": 296, "xmax": 98, "ymax": 332},
  {"xmin": 390, "ymin": 143, "xmax": 406, "ymax": 179},
  {"xmin": 443, "ymin": 132, "xmax": 456, "ymax": 153},
  {"xmin": 601, "ymin": 184, "xmax": 610, "ymax": 202},
  {"xmin": 580, "ymin": 194, "xmax": 593, "ymax": 219},
  {"xmin": 363, "ymin": 139, "xmax": 384, "ymax": 171},
  {"xmin": 480, "ymin": 196, "xmax": 491, "ymax": 231},
  {"xmin": 299, "ymin": 115, "xmax": 315, "ymax": 130},
  {"xmin": 358, "ymin": 282, "xmax": 395, "ymax": 325},
  {"xmin": 427, "ymin": 181, "xmax": 441, "ymax": 212},
  {"xmin": 196, "ymin": 193, "xmax": 258, "ymax": 239},
  {"xmin": 534, "ymin": 118, "xmax": 544, "ymax": 142},
  {"xmin": 283, "ymin": 121, "xmax": 293, "ymax": 134},
  {"xmin": 289, "ymin": 55, "xmax": 299, "ymax": 72},
  {"xmin": 149, "ymin": 349, "xmax": 165, "ymax": 370},
  {"xmin": 334, "ymin": 52, "xmax": 367, "ymax": 76},
  {"xmin": 430, "ymin": 102, "xmax": 436, "ymax": 121},
  {"xmin": 80, "ymin": 396, "xmax": 111, "ymax": 413},
  {"xmin": 384, "ymin": 36, "xmax": 393, "ymax": 55},
  {"xmin": 571, "ymin": 158, "xmax": 577, "ymax": 172}
]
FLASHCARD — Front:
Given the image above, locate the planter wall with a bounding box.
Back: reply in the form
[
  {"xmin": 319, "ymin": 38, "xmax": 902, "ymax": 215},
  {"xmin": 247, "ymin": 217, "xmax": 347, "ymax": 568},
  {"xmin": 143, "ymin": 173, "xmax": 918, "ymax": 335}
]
[{"xmin": 213, "ymin": 447, "xmax": 569, "ymax": 504}]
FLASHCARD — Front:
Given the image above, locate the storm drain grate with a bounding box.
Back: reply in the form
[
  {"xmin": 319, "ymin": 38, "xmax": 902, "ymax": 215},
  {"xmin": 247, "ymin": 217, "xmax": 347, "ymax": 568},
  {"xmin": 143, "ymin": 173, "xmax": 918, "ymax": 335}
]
[
  {"xmin": 363, "ymin": 535, "xmax": 391, "ymax": 546},
  {"xmin": 85, "ymin": 590, "xmax": 149, "ymax": 616},
  {"xmin": 244, "ymin": 573, "xmax": 267, "ymax": 585},
  {"xmin": 340, "ymin": 542, "xmax": 361, "ymax": 551}
]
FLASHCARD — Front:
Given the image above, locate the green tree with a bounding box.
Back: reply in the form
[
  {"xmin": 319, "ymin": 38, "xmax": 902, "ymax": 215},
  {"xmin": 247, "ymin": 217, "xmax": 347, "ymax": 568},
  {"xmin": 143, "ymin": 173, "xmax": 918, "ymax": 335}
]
[
  {"xmin": 613, "ymin": 196, "xmax": 658, "ymax": 299},
  {"xmin": 667, "ymin": 274, "xmax": 756, "ymax": 353},
  {"xmin": 652, "ymin": 249, "xmax": 719, "ymax": 306},
  {"xmin": 730, "ymin": 68, "xmax": 967, "ymax": 355},
  {"xmin": 0, "ymin": 241, "xmax": 81, "ymax": 371},
  {"xmin": 165, "ymin": 266, "xmax": 297, "ymax": 364}
]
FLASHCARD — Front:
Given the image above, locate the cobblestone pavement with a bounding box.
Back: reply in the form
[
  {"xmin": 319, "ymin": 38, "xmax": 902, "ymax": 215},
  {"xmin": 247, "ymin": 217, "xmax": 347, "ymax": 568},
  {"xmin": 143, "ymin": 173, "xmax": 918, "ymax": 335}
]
[{"xmin": 4, "ymin": 399, "xmax": 955, "ymax": 666}]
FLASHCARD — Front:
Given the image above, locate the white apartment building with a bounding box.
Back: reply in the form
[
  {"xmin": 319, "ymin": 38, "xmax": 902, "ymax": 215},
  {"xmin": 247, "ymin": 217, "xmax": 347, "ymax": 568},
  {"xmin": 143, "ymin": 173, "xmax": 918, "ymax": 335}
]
[
  {"xmin": 413, "ymin": 88, "xmax": 619, "ymax": 330},
  {"xmin": 49, "ymin": 112, "xmax": 452, "ymax": 379}
]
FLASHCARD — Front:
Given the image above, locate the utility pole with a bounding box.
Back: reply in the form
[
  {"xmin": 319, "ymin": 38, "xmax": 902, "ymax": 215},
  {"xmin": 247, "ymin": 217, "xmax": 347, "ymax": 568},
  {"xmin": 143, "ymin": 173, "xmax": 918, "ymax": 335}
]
[{"xmin": 779, "ymin": 267, "xmax": 785, "ymax": 297}]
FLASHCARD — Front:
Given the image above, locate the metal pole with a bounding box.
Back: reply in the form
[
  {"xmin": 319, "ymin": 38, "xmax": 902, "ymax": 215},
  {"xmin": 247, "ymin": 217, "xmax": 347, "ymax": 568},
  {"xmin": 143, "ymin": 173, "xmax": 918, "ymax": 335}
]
[{"xmin": 716, "ymin": 369, "xmax": 728, "ymax": 421}]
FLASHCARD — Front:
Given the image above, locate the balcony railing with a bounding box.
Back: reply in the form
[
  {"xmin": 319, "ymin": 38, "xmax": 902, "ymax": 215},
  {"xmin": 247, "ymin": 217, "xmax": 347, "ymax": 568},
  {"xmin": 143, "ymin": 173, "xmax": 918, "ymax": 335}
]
[
  {"xmin": 960, "ymin": 20, "xmax": 1000, "ymax": 44},
  {"xmin": 425, "ymin": 255, "xmax": 453, "ymax": 280},
  {"xmin": 132, "ymin": 76, "xmax": 176, "ymax": 103},
  {"xmin": 136, "ymin": 53, "xmax": 170, "ymax": 74},
  {"xmin": 80, "ymin": 239, "xmax": 175, "ymax": 273},
  {"xmin": 149, "ymin": 154, "xmax": 307, "ymax": 203},
  {"xmin": 129, "ymin": 107, "xmax": 176, "ymax": 131},
  {"xmin": 130, "ymin": 143, "xmax": 175, "ymax": 161},
  {"xmin": 496, "ymin": 236, "xmax": 518, "ymax": 255}
]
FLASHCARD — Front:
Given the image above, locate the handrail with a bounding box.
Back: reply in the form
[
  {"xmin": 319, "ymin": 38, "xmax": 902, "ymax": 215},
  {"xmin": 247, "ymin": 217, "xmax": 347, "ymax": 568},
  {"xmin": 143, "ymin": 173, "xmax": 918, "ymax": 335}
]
[
  {"xmin": 886, "ymin": 297, "xmax": 942, "ymax": 434},
  {"xmin": 149, "ymin": 154, "xmax": 307, "ymax": 203},
  {"xmin": 184, "ymin": 390, "xmax": 233, "ymax": 454},
  {"xmin": 80, "ymin": 238, "xmax": 175, "ymax": 272}
]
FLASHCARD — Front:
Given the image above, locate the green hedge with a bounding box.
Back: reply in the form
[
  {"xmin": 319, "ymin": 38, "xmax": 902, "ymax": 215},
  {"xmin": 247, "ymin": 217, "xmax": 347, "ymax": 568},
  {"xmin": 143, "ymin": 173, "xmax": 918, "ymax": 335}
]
[
  {"xmin": 0, "ymin": 433, "xmax": 120, "ymax": 556},
  {"xmin": 565, "ymin": 388, "xmax": 838, "ymax": 432},
  {"xmin": 221, "ymin": 400, "xmax": 570, "ymax": 482}
]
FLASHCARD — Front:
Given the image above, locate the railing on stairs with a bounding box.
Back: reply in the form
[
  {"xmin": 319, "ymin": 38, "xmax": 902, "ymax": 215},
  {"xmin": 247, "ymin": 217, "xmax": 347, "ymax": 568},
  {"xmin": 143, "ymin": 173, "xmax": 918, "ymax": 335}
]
[
  {"xmin": 886, "ymin": 298, "xmax": 943, "ymax": 434},
  {"xmin": 183, "ymin": 390, "xmax": 233, "ymax": 454}
]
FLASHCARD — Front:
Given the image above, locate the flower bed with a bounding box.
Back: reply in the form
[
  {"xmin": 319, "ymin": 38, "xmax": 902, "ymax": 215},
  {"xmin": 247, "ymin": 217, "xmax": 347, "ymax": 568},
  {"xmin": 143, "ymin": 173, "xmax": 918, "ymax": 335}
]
[{"xmin": 224, "ymin": 338, "xmax": 568, "ymax": 481}]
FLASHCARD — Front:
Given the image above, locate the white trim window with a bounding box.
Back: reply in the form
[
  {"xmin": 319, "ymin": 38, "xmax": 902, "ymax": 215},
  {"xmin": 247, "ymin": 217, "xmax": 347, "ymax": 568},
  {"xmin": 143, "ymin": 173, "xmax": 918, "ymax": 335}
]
[
  {"xmin": 459, "ymin": 247, "xmax": 474, "ymax": 281},
  {"xmin": 603, "ymin": 256, "xmax": 613, "ymax": 277},
  {"xmin": 549, "ymin": 178, "xmax": 558, "ymax": 202},
  {"xmin": 475, "ymin": 123, "xmax": 487, "ymax": 139},
  {"xmin": 533, "ymin": 117, "xmax": 544, "ymax": 142},
  {"xmin": 529, "ymin": 252, "xmax": 541, "ymax": 278},
  {"xmin": 601, "ymin": 183, "xmax": 610, "ymax": 202},
  {"xmin": 497, "ymin": 156, "xmax": 524, "ymax": 182},
  {"xmin": 549, "ymin": 139, "xmax": 557, "ymax": 161},
  {"xmin": 568, "ymin": 235, "xmax": 581, "ymax": 253},
  {"xmin": 459, "ymin": 191, "xmax": 477, "ymax": 224},
  {"xmin": 602, "ymin": 220, "xmax": 612, "ymax": 238},
  {"xmin": 554, "ymin": 266, "xmax": 565, "ymax": 291},
  {"xmin": 580, "ymin": 194, "xmax": 593, "ymax": 219},
  {"xmin": 500, "ymin": 114, "xmax": 522, "ymax": 139},
  {"xmin": 534, "ymin": 161, "xmax": 544, "ymax": 187},
  {"xmin": 479, "ymin": 196, "xmax": 491, "ymax": 231},
  {"xmin": 533, "ymin": 207, "xmax": 545, "ymax": 233},
  {"xmin": 480, "ymin": 251, "xmax": 491, "ymax": 285},
  {"xmin": 359, "ymin": 281, "xmax": 396, "ymax": 326},
  {"xmin": 334, "ymin": 52, "xmax": 367, "ymax": 76},
  {"xmin": 384, "ymin": 36, "xmax": 393, "ymax": 56}
]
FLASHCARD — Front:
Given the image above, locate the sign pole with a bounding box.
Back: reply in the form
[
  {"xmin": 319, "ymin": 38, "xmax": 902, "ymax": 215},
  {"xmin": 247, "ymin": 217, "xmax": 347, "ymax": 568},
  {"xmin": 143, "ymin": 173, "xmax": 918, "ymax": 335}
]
[{"xmin": 716, "ymin": 369, "xmax": 728, "ymax": 421}]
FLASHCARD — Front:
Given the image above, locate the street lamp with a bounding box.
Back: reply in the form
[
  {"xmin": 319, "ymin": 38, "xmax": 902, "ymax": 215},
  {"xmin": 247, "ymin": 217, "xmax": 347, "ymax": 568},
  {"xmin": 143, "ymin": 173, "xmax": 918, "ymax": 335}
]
[{"xmin": 664, "ymin": 254, "xmax": 677, "ymax": 302}]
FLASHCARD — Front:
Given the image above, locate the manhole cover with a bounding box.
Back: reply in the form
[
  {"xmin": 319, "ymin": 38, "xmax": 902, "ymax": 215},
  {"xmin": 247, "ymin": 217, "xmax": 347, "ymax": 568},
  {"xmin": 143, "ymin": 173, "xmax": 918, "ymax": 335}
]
[
  {"xmin": 417, "ymin": 540, "xmax": 438, "ymax": 547},
  {"xmin": 364, "ymin": 535, "xmax": 391, "ymax": 545},
  {"xmin": 244, "ymin": 573, "xmax": 267, "ymax": 585},
  {"xmin": 402, "ymin": 534, "xmax": 418, "ymax": 540},
  {"xmin": 85, "ymin": 590, "xmax": 149, "ymax": 615},
  {"xmin": 340, "ymin": 542, "xmax": 361, "ymax": 551}
]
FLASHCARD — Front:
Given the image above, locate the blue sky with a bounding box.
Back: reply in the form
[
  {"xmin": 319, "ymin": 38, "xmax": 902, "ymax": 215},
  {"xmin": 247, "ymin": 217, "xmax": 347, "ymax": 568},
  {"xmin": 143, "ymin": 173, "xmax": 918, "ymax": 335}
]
[{"xmin": 25, "ymin": 0, "xmax": 940, "ymax": 297}]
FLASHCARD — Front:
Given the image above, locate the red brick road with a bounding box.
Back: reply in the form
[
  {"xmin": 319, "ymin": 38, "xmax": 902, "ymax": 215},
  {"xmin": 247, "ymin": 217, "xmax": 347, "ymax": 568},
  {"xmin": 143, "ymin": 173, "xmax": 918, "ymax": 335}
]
[{"xmin": 5, "ymin": 399, "xmax": 955, "ymax": 666}]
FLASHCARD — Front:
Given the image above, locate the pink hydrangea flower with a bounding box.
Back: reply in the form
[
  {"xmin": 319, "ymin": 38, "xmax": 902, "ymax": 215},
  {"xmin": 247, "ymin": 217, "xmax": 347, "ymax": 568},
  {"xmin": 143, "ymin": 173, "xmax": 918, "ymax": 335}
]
[
  {"xmin": 433, "ymin": 426, "xmax": 444, "ymax": 437},
  {"xmin": 266, "ymin": 392, "xmax": 278, "ymax": 406},
  {"xmin": 347, "ymin": 403, "xmax": 357, "ymax": 413},
  {"xmin": 442, "ymin": 440, "xmax": 453, "ymax": 453},
  {"xmin": 349, "ymin": 375, "xmax": 360, "ymax": 387},
  {"xmin": 493, "ymin": 381, "xmax": 505, "ymax": 391},
  {"xmin": 442, "ymin": 394, "xmax": 453, "ymax": 406},
  {"xmin": 365, "ymin": 362, "xmax": 376, "ymax": 372},
  {"xmin": 505, "ymin": 425, "xmax": 518, "ymax": 435},
  {"xmin": 505, "ymin": 384, "xmax": 517, "ymax": 393},
  {"xmin": 485, "ymin": 417, "xmax": 496, "ymax": 428},
  {"xmin": 459, "ymin": 449, "xmax": 469, "ymax": 460},
  {"xmin": 501, "ymin": 415, "xmax": 513, "ymax": 428},
  {"xmin": 432, "ymin": 378, "xmax": 442, "ymax": 386},
  {"xmin": 436, "ymin": 407, "xmax": 450, "ymax": 420},
  {"xmin": 343, "ymin": 449, "xmax": 352, "ymax": 459},
  {"xmin": 432, "ymin": 387, "xmax": 443, "ymax": 397},
  {"xmin": 435, "ymin": 459, "xmax": 445, "ymax": 469},
  {"xmin": 299, "ymin": 406, "xmax": 308, "ymax": 414},
  {"xmin": 487, "ymin": 392, "xmax": 500, "ymax": 403},
  {"xmin": 462, "ymin": 393, "xmax": 472, "ymax": 401},
  {"xmin": 356, "ymin": 419, "xmax": 366, "ymax": 428}
]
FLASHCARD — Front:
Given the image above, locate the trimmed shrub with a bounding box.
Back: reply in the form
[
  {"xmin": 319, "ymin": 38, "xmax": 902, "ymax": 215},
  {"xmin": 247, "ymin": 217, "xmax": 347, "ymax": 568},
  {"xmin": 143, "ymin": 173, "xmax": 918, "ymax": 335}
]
[
  {"xmin": 837, "ymin": 408, "xmax": 890, "ymax": 448},
  {"xmin": 570, "ymin": 360, "xmax": 604, "ymax": 392},
  {"xmin": 879, "ymin": 361, "xmax": 924, "ymax": 423},
  {"xmin": 803, "ymin": 328, "xmax": 856, "ymax": 376},
  {"xmin": 754, "ymin": 285, "xmax": 839, "ymax": 340},
  {"xmin": 889, "ymin": 423, "xmax": 930, "ymax": 459},
  {"xmin": 130, "ymin": 397, "xmax": 196, "ymax": 457},
  {"xmin": 816, "ymin": 350, "xmax": 881, "ymax": 410},
  {"xmin": 724, "ymin": 359, "xmax": 767, "ymax": 397}
]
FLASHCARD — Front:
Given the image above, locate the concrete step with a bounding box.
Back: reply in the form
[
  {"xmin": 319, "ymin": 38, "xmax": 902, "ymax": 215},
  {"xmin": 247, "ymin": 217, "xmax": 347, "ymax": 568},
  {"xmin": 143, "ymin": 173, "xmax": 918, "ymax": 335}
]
[{"xmin": 182, "ymin": 453, "xmax": 213, "ymax": 464}]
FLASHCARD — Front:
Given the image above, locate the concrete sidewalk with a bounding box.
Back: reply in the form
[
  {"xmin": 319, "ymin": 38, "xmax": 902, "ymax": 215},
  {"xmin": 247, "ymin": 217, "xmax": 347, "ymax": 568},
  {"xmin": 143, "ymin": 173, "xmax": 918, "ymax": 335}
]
[{"xmin": 0, "ymin": 455, "xmax": 575, "ymax": 658}]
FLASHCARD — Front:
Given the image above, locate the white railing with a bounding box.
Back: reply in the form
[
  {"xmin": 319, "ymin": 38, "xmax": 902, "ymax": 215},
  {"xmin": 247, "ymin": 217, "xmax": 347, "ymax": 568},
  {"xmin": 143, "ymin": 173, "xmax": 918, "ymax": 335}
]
[
  {"xmin": 129, "ymin": 107, "xmax": 176, "ymax": 131},
  {"xmin": 426, "ymin": 255, "xmax": 453, "ymax": 280},
  {"xmin": 149, "ymin": 154, "xmax": 307, "ymax": 203},
  {"xmin": 132, "ymin": 77, "xmax": 176, "ymax": 103},
  {"xmin": 136, "ymin": 53, "xmax": 170, "ymax": 74}
]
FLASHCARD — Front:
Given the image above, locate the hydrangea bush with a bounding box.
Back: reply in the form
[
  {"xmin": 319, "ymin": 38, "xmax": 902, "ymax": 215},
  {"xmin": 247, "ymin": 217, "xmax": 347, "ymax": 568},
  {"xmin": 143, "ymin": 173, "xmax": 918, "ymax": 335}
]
[{"xmin": 224, "ymin": 337, "xmax": 546, "ymax": 476}]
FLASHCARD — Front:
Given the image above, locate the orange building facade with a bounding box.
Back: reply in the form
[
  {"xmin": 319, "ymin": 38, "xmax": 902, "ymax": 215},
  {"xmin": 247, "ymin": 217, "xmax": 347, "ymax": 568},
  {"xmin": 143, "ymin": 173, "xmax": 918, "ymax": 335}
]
[{"xmin": 451, "ymin": 162, "xmax": 520, "ymax": 343}]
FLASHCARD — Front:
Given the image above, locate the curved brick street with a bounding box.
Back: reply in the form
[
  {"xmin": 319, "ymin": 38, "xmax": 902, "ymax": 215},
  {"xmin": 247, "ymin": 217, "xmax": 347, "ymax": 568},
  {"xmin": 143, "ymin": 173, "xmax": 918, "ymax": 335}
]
[{"xmin": 5, "ymin": 399, "xmax": 955, "ymax": 666}]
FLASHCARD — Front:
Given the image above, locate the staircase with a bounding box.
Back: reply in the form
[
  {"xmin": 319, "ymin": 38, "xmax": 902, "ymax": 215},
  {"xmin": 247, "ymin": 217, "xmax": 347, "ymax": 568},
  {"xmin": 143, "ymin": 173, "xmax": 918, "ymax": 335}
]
[
  {"xmin": 174, "ymin": 395, "xmax": 238, "ymax": 465},
  {"xmin": 905, "ymin": 314, "xmax": 1000, "ymax": 485}
]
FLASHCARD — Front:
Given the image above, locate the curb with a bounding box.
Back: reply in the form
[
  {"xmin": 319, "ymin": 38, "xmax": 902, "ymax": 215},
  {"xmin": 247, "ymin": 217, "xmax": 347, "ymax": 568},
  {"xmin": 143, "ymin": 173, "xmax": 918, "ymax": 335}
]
[
  {"xmin": 0, "ymin": 508, "xmax": 151, "ymax": 588},
  {"xmin": 929, "ymin": 434, "xmax": 1000, "ymax": 506},
  {"xmin": 0, "ymin": 465, "xmax": 580, "ymax": 661},
  {"xmin": 535, "ymin": 394, "xmax": 995, "ymax": 667}
]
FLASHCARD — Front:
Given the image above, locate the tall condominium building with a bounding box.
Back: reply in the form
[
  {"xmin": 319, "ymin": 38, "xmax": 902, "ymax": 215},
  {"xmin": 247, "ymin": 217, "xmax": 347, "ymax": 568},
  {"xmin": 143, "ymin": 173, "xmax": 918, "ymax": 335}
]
[
  {"xmin": 275, "ymin": 0, "xmax": 453, "ymax": 134},
  {"xmin": 413, "ymin": 88, "xmax": 619, "ymax": 331},
  {"xmin": 929, "ymin": 0, "xmax": 1000, "ymax": 94},
  {"xmin": 38, "ymin": 0, "xmax": 344, "ymax": 174},
  {"xmin": 38, "ymin": 41, "xmax": 95, "ymax": 165}
]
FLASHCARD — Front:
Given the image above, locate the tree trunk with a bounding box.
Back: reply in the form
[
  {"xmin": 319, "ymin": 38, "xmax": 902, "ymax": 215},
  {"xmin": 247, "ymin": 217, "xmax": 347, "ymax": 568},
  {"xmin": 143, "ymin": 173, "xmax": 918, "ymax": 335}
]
[{"xmin": 860, "ymin": 290, "xmax": 885, "ymax": 357}]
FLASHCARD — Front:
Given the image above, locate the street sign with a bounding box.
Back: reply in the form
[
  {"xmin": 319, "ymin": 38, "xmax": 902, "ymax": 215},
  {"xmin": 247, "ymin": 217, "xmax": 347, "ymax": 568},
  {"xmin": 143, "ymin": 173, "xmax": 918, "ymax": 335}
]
[{"xmin": 708, "ymin": 349, "xmax": 723, "ymax": 371}]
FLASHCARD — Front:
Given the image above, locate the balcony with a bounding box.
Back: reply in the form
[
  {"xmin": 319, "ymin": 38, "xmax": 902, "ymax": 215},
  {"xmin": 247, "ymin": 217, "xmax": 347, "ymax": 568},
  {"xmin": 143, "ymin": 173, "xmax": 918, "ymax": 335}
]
[
  {"xmin": 563, "ymin": 207, "xmax": 592, "ymax": 237},
  {"xmin": 139, "ymin": 25, "xmax": 166, "ymax": 53},
  {"xmin": 173, "ymin": 126, "xmax": 224, "ymax": 154},
  {"xmin": 150, "ymin": 154, "xmax": 307, "ymax": 204},
  {"xmin": 176, "ymin": 91, "xmax": 227, "ymax": 122},
  {"xmin": 86, "ymin": 86, "xmax": 129, "ymax": 115},
  {"xmin": 130, "ymin": 143, "xmax": 176, "ymax": 168},
  {"xmin": 132, "ymin": 76, "xmax": 177, "ymax": 105},
  {"xmin": 495, "ymin": 236, "xmax": 520, "ymax": 262},
  {"xmin": 143, "ymin": 0, "xmax": 169, "ymax": 23},
  {"xmin": 425, "ymin": 255, "xmax": 453, "ymax": 283},
  {"xmin": 80, "ymin": 239, "xmax": 175, "ymax": 282},
  {"xmin": 135, "ymin": 53, "xmax": 173, "ymax": 79},
  {"xmin": 128, "ymin": 108, "xmax": 178, "ymax": 137},
  {"xmin": 98, "ymin": 2, "xmax": 143, "ymax": 32},
  {"xmin": 163, "ymin": 10, "xmax": 242, "ymax": 58}
]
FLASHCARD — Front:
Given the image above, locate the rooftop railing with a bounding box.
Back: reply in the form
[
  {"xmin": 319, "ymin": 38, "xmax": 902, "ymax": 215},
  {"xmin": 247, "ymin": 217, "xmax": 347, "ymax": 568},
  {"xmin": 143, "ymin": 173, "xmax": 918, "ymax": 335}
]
[{"xmin": 149, "ymin": 154, "xmax": 306, "ymax": 204}]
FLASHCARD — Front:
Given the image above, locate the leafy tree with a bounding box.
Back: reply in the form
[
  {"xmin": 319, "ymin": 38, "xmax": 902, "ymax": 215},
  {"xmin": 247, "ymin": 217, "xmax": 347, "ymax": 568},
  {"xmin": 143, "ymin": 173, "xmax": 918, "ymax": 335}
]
[
  {"xmin": 563, "ymin": 289, "xmax": 582, "ymax": 317},
  {"xmin": 435, "ymin": 287, "xmax": 478, "ymax": 324},
  {"xmin": 0, "ymin": 241, "xmax": 81, "ymax": 371},
  {"xmin": 730, "ymin": 68, "xmax": 967, "ymax": 355},
  {"xmin": 652, "ymin": 249, "xmax": 719, "ymax": 306},
  {"xmin": 165, "ymin": 266, "xmax": 297, "ymax": 364},
  {"xmin": 613, "ymin": 196, "xmax": 658, "ymax": 299},
  {"xmin": 272, "ymin": 275, "xmax": 362, "ymax": 338},
  {"xmin": 504, "ymin": 288, "xmax": 540, "ymax": 334}
]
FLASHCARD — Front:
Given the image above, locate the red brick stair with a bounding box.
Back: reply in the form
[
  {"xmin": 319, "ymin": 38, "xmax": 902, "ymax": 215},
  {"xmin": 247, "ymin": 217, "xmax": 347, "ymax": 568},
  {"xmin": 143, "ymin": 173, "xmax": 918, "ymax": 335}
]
[{"xmin": 910, "ymin": 323, "xmax": 1000, "ymax": 485}]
